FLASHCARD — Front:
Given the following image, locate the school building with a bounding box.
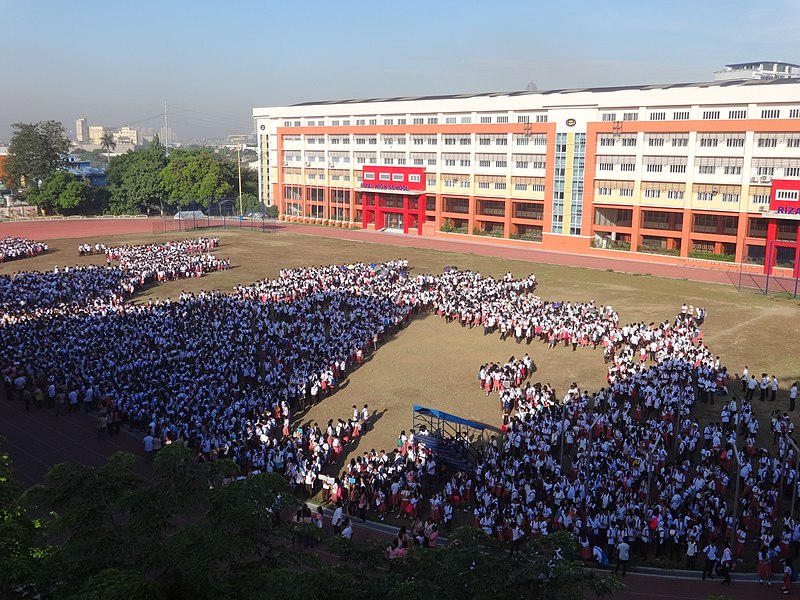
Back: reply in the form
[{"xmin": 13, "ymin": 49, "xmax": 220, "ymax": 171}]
[{"xmin": 253, "ymin": 77, "xmax": 800, "ymax": 277}]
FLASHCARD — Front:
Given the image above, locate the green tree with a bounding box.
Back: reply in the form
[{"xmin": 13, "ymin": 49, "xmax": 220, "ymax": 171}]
[
  {"xmin": 25, "ymin": 171, "xmax": 93, "ymax": 215},
  {"xmin": 2, "ymin": 121, "xmax": 69, "ymax": 191},
  {"xmin": 107, "ymin": 136, "xmax": 168, "ymax": 215},
  {"xmin": 161, "ymin": 149, "xmax": 232, "ymax": 209},
  {"xmin": 100, "ymin": 132, "xmax": 117, "ymax": 164}
]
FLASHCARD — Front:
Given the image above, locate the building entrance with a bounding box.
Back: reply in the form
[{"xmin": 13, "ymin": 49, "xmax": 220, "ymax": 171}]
[{"xmin": 385, "ymin": 213, "xmax": 404, "ymax": 230}]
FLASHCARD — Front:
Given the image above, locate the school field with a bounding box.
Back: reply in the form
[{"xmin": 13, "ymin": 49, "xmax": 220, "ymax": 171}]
[{"xmin": 2, "ymin": 225, "xmax": 799, "ymax": 470}]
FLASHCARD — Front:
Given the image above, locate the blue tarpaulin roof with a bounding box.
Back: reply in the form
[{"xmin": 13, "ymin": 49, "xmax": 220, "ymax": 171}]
[{"xmin": 413, "ymin": 405, "xmax": 486, "ymax": 431}]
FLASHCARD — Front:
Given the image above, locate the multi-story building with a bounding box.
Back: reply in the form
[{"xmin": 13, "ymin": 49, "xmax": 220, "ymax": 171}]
[
  {"xmin": 253, "ymin": 78, "xmax": 800, "ymax": 277},
  {"xmin": 75, "ymin": 118, "xmax": 89, "ymax": 143},
  {"xmin": 112, "ymin": 126, "xmax": 139, "ymax": 146},
  {"xmin": 88, "ymin": 126, "xmax": 107, "ymax": 145},
  {"xmin": 715, "ymin": 61, "xmax": 800, "ymax": 81}
]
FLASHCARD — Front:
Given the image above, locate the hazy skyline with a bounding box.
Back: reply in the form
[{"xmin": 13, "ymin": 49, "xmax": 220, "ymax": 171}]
[{"xmin": 2, "ymin": 0, "xmax": 800, "ymax": 143}]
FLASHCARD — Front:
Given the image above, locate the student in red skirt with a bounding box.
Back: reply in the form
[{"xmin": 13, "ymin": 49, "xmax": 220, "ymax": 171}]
[{"xmin": 759, "ymin": 544, "xmax": 774, "ymax": 586}]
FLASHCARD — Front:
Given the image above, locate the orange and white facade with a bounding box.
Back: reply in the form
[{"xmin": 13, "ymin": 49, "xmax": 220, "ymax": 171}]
[{"xmin": 254, "ymin": 79, "xmax": 800, "ymax": 275}]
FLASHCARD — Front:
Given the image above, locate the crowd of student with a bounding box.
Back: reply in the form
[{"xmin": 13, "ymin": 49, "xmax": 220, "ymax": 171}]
[
  {"xmin": 78, "ymin": 243, "xmax": 108, "ymax": 256},
  {"xmin": 2, "ymin": 246, "xmax": 797, "ymax": 583},
  {"xmin": 0, "ymin": 237, "xmax": 48, "ymax": 262}
]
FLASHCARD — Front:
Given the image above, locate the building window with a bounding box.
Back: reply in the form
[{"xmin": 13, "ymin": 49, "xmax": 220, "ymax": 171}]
[
  {"xmin": 787, "ymin": 139, "xmax": 800, "ymax": 148},
  {"xmin": 646, "ymin": 164, "xmax": 663, "ymax": 172},
  {"xmin": 478, "ymin": 181, "xmax": 490, "ymax": 189},
  {"xmin": 494, "ymin": 182, "xmax": 507, "ymax": 190},
  {"xmin": 517, "ymin": 115, "xmax": 530, "ymax": 123},
  {"xmin": 363, "ymin": 172, "xmax": 375, "ymax": 180},
  {"xmin": 721, "ymin": 193, "xmax": 740, "ymax": 202},
  {"xmin": 699, "ymin": 138, "xmax": 718, "ymax": 147},
  {"xmin": 670, "ymin": 164, "xmax": 687, "ymax": 173},
  {"xmin": 757, "ymin": 167, "xmax": 775, "ymax": 176},
  {"xmin": 461, "ymin": 116, "xmax": 472, "ymax": 124},
  {"xmin": 531, "ymin": 183, "xmax": 545, "ymax": 192},
  {"xmin": 726, "ymin": 138, "xmax": 745, "ymax": 147},
  {"xmin": 599, "ymin": 138, "xmax": 615, "ymax": 147},
  {"xmin": 516, "ymin": 161, "xmax": 529, "ymax": 169},
  {"xmin": 379, "ymin": 173, "xmax": 390, "ymax": 181},
  {"xmin": 444, "ymin": 137, "xmax": 456, "ymax": 145},
  {"xmin": 383, "ymin": 119, "xmax": 394, "ymax": 125},
  {"xmin": 516, "ymin": 137, "xmax": 530, "ymax": 146},
  {"xmin": 648, "ymin": 137, "xmax": 665, "ymax": 147},
  {"xmin": 761, "ymin": 109, "xmax": 780, "ymax": 119},
  {"xmin": 427, "ymin": 178, "xmax": 436, "ymax": 187},
  {"xmin": 445, "ymin": 117, "xmax": 456, "ymax": 124},
  {"xmin": 496, "ymin": 137, "xmax": 508, "ymax": 145},
  {"xmin": 785, "ymin": 167, "xmax": 800, "ymax": 177},
  {"xmin": 532, "ymin": 159, "xmax": 545, "ymax": 169},
  {"xmin": 515, "ymin": 183, "xmax": 528, "ymax": 191},
  {"xmin": 752, "ymin": 194, "xmax": 770, "ymax": 203},
  {"xmin": 460, "ymin": 138, "xmax": 471, "ymax": 145},
  {"xmin": 729, "ymin": 109, "xmax": 747, "ymax": 119},
  {"xmin": 495, "ymin": 160, "xmax": 507, "ymax": 168},
  {"xmin": 623, "ymin": 112, "xmax": 639, "ymax": 121},
  {"xmin": 398, "ymin": 118, "xmax": 406, "ymax": 125},
  {"xmin": 667, "ymin": 190, "xmax": 684, "ymax": 200},
  {"xmin": 479, "ymin": 138, "xmax": 491, "ymax": 146},
  {"xmin": 535, "ymin": 114, "xmax": 548, "ymax": 123},
  {"xmin": 598, "ymin": 163, "xmax": 613, "ymax": 171},
  {"xmin": 444, "ymin": 159, "xmax": 456, "ymax": 166},
  {"xmin": 649, "ymin": 112, "xmax": 666, "ymax": 121},
  {"xmin": 596, "ymin": 187, "xmax": 612, "ymax": 196},
  {"xmin": 413, "ymin": 118, "xmax": 424, "ymax": 125},
  {"xmin": 702, "ymin": 110, "xmax": 721, "ymax": 120},
  {"xmin": 696, "ymin": 192, "xmax": 714, "ymax": 201},
  {"xmin": 601, "ymin": 113, "xmax": 617, "ymax": 122},
  {"xmin": 408, "ymin": 174, "xmax": 421, "ymax": 183},
  {"xmin": 460, "ymin": 180, "xmax": 470, "ymax": 188},
  {"xmin": 698, "ymin": 165, "xmax": 715, "ymax": 174},
  {"xmin": 479, "ymin": 160, "xmax": 491, "ymax": 167},
  {"xmin": 644, "ymin": 189, "xmax": 661, "ymax": 198},
  {"xmin": 369, "ymin": 119, "xmax": 377, "ymax": 125},
  {"xmin": 444, "ymin": 179, "xmax": 456, "ymax": 188},
  {"xmin": 621, "ymin": 137, "xmax": 637, "ymax": 147},
  {"xmin": 673, "ymin": 111, "xmax": 690, "ymax": 120},
  {"xmin": 480, "ymin": 116, "xmax": 492, "ymax": 124},
  {"xmin": 392, "ymin": 173, "xmax": 404, "ymax": 182},
  {"xmin": 620, "ymin": 163, "xmax": 635, "ymax": 172},
  {"xmin": 497, "ymin": 116, "xmax": 509, "ymax": 123},
  {"xmin": 777, "ymin": 190, "xmax": 799, "ymax": 200},
  {"xmin": 757, "ymin": 138, "xmax": 778, "ymax": 148},
  {"xmin": 460, "ymin": 159, "xmax": 471, "ymax": 167},
  {"xmin": 619, "ymin": 188, "xmax": 634, "ymax": 197},
  {"xmin": 724, "ymin": 166, "xmax": 742, "ymax": 175},
  {"xmin": 413, "ymin": 159, "xmax": 423, "ymax": 165}
]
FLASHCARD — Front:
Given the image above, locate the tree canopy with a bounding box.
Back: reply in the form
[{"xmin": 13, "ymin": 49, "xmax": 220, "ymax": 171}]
[
  {"xmin": 0, "ymin": 441, "xmax": 623, "ymax": 600},
  {"xmin": 161, "ymin": 148, "xmax": 232, "ymax": 208},
  {"xmin": 2, "ymin": 121, "xmax": 70, "ymax": 191},
  {"xmin": 106, "ymin": 136, "xmax": 168, "ymax": 215},
  {"xmin": 25, "ymin": 171, "xmax": 96, "ymax": 215}
]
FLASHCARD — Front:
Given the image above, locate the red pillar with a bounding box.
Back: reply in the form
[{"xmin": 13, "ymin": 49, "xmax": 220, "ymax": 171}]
[
  {"xmin": 418, "ymin": 193, "xmax": 425, "ymax": 235},
  {"xmin": 764, "ymin": 218, "xmax": 777, "ymax": 275},
  {"xmin": 402, "ymin": 196, "xmax": 409, "ymax": 234},
  {"xmin": 361, "ymin": 191, "xmax": 368, "ymax": 229}
]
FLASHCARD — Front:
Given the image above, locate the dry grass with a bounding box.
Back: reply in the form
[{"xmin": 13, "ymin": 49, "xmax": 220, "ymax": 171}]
[{"xmin": 3, "ymin": 229, "xmax": 800, "ymax": 461}]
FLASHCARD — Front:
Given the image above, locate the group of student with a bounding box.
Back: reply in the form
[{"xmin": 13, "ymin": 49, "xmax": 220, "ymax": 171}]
[
  {"xmin": 2, "ymin": 242, "xmax": 797, "ymax": 584},
  {"xmin": 0, "ymin": 237, "xmax": 48, "ymax": 262}
]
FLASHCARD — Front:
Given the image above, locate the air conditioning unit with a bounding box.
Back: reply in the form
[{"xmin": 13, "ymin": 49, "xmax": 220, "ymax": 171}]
[
  {"xmin": 282, "ymin": 161, "xmax": 289, "ymax": 167},
  {"xmin": 329, "ymin": 163, "xmax": 336, "ymax": 168},
  {"xmin": 750, "ymin": 176, "xmax": 760, "ymax": 183},
  {"xmin": 758, "ymin": 206, "xmax": 769, "ymax": 212},
  {"xmin": 305, "ymin": 162, "xmax": 311, "ymax": 167},
  {"xmin": 761, "ymin": 175, "xmax": 772, "ymax": 183}
]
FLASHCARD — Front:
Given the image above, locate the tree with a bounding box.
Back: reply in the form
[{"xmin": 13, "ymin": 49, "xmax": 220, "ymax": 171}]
[
  {"xmin": 25, "ymin": 171, "xmax": 93, "ymax": 215},
  {"xmin": 161, "ymin": 149, "xmax": 232, "ymax": 209},
  {"xmin": 100, "ymin": 132, "xmax": 117, "ymax": 164},
  {"xmin": 2, "ymin": 121, "xmax": 69, "ymax": 192},
  {"xmin": 107, "ymin": 136, "xmax": 168, "ymax": 215}
]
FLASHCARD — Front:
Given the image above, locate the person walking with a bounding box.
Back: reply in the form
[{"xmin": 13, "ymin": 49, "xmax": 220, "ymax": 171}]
[
  {"xmin": 790, "ymin": 382, "xmax": 797, "ymax": 412},
  {"xmin": 613, "ymin": 537, "xmax": 631, "ymax": 577},
  {"xmin": 720, "ymin": 542, "xmax": 733, "ymax": 586},
  {"xmin": 686, "ymin": 537, "xmax": 698, "ymax": 571},
  {"xmin": 702, "ymin": 542, "xmax": 718, "ymax": 580},
  {"xmin": 332, "ymin": 502, "xmax": 344, "ymax": 536},
  {"xmin": 758, "ymin": 544, "xmax": 773, "ymax": 586}
]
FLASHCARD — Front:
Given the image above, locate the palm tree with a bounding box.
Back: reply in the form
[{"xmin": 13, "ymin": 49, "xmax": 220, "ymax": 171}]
[{"xmin": 100, "ymin": 132, "xmax": 117, "ymax": 164}]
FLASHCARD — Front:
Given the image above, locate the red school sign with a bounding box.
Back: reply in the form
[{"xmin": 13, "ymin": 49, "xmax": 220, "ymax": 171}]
[
  {"xmin": 770, "ymin": 179, "xmax": 800, "ymax": 215},
  {"xmin": 361, "ymin": 165, "xmax": 426, "ymax": 192}
]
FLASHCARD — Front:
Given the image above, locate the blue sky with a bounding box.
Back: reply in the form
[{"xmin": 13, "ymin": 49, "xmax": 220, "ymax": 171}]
[{"xmin": 1, "ymin": 0, "xmax": 799, "ymax": 142}]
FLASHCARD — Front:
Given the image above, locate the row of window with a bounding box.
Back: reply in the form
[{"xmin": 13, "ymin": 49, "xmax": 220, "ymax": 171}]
[
  {"xmin": 600, "ymin": 108, "xmax": 799, "ymax": 122},
  {"xmin": 596, "ymin": 187, "xmax": 773, "ymax": 204},
  {"xmin": 283, "ymin": 106, "xmax": 800, "ymax": 130}
]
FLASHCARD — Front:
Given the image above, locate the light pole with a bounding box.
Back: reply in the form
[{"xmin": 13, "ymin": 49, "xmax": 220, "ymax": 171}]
[{"xmin": 237, "ymin": 143, "xmax": 243, "ymax": 217}]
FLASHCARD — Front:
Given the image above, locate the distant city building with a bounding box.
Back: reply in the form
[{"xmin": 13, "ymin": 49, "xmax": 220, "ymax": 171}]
[
  {"xmin": 75, "ymin": 118, "xmax": 89, "ymax": 143},
  {"xmin": 715, "ymin": 61, "xmax": 800, "ymax": 81},
  {"xmin": 113, "ymin": 126, "xmax": 139, "ymax": 146},
  {"xmin": 88, "ymin": 125, "xmax": 107, "ymax": 145},
  {"xmin": 160, "ymin": 126, "xmax": 176, "ymax": 146}
]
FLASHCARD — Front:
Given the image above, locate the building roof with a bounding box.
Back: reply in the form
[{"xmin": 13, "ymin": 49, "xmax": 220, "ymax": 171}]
[
  {"xmin": 725, "ymin": 61, "xmax": 800, "ymax": 68},
  {"xmin": 289, "ymin": 77, "xmax": 800, "ymax": 108}
]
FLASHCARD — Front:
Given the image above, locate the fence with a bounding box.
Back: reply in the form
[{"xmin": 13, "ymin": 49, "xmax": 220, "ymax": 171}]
[{"xmin": 152, "ymin": 216, "xmax": 278, "ymax": 235}]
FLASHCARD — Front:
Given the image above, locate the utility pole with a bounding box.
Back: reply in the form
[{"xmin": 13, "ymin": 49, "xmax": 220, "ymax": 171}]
[{"xmin": 229, "ymin": 134, "xmax": 248, "ymax": 216}]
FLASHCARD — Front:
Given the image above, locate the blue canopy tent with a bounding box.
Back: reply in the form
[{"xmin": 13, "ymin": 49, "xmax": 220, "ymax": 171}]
[{"xmin": 411, "ymin": 405, "xmax": 485, "ymax": 474}]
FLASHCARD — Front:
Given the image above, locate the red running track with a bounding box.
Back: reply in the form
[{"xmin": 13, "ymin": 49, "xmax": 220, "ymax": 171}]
[{"xmin": 1, "ymin": 218, "xmax": 791, "ymax": 292}]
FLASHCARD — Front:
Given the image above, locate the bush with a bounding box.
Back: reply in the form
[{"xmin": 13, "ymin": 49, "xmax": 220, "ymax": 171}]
[
  {"xmin": 637, "ymin": 245, "xmax": 680, "ymax": 256},
  {"xmin": 687, "ymin": 251, "xmax": 735, "ymax": 262}
]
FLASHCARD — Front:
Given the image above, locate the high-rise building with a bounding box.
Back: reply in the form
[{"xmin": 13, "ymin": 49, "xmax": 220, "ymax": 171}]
[
  {"xmin": 113, "ymin": 126, "xmax": 139, "ymax": 146},
  {"xmin": 254, "ymin": 78, "xmax": 800, "ymax": 278},
  {"xmin": 88, "ymin": 126, "xmax": 107, "ymax": 145},
  {"xmin": 75, "ymin": 118, "xmax": 89, "ymax": 143}
]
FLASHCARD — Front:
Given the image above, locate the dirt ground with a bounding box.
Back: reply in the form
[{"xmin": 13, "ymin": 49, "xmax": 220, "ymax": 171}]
[{"xmin": 3, "ymin": 228, "xmax": 799, "ymax": 465}]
